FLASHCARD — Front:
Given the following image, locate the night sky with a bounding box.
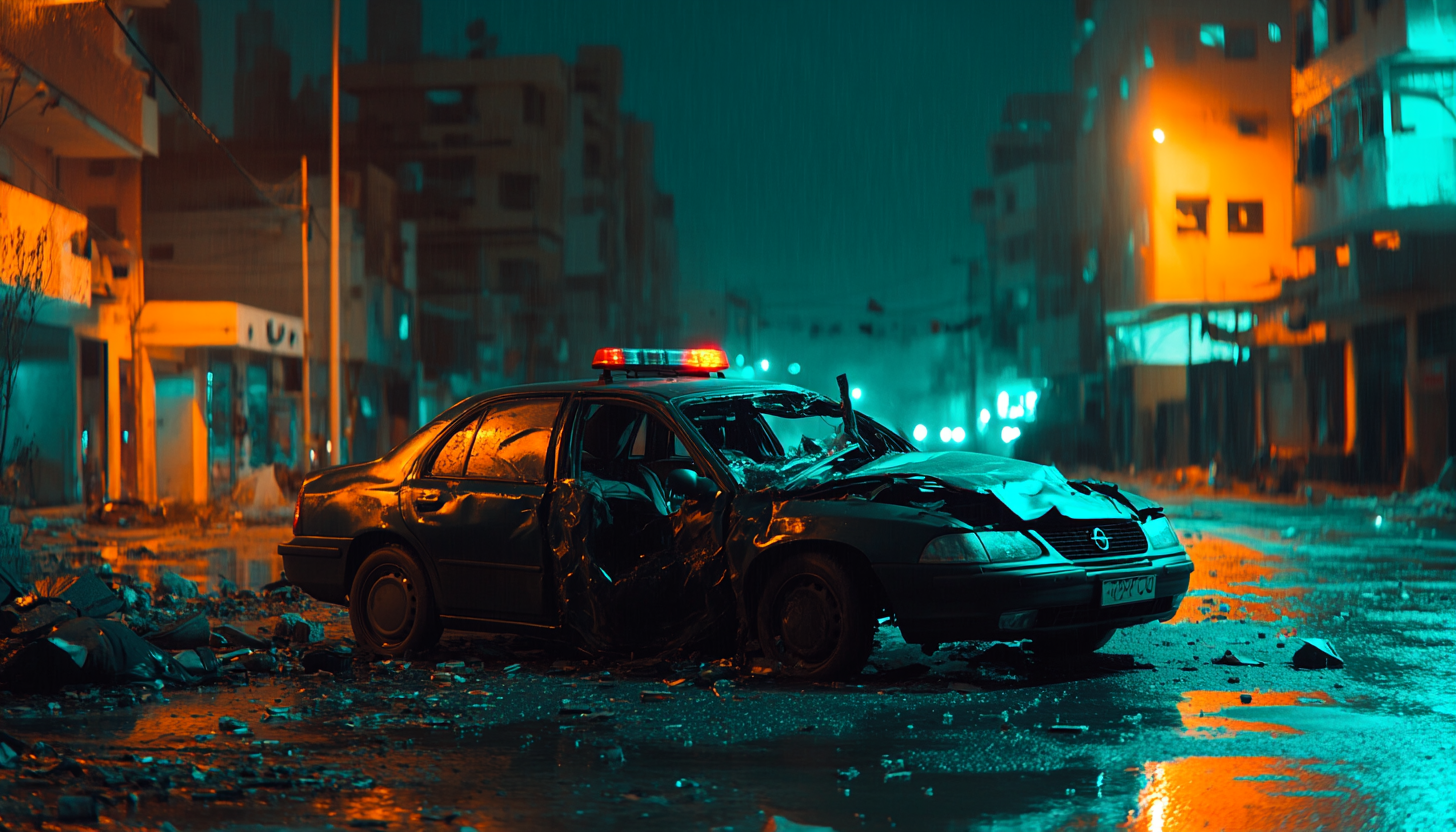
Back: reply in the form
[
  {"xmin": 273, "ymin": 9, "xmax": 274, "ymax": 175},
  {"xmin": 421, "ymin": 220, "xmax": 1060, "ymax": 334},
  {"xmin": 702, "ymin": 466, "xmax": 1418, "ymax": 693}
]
[{"xmin": 200, "ymin": 0, "xmax": 1072, "ymax": 309}]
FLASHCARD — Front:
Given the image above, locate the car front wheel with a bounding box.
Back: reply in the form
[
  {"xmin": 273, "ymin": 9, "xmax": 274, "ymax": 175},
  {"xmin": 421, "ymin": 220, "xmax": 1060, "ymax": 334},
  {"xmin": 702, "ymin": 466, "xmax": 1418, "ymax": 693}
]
[
  {"xmin": 756, "ymin": 552, "xmax": 874, "ymax": 681},
  {"xmin": 349, "ymin": 544, "xmax": 442, "ymax": 656}
]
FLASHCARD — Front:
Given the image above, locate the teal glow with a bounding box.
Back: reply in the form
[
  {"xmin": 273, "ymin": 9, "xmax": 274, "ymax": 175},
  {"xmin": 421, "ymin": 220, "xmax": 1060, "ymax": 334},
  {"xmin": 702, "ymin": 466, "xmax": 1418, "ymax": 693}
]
[
  {"xmin": 398, "ymin": 313, "xmax": 409, "ymax": 341},
  {"xmin": 1313, "ymin": 1, "xmax": 1329, "ymax": 55},
  {"xmin": 1119, "ymin": 76, "xmax": 1129, "ymax": 99},
  {"xmin": 787, "ymin": 362, "xmax": 801, "ymax": 375},
  {"xmin": 1268, "ymin": 22, "xmax": 1281, "ymax": 43},
  {"xmin": 1144, "ymin": 45, "xmax": 1154, "ymax": 68},
  {"xmin": 1199, "ymin": 23, "xmax": 1224, "ymax": 48},
  {"xmin": 1112, "ymin": 314, "xmax": 1246, "ymax": 366}
]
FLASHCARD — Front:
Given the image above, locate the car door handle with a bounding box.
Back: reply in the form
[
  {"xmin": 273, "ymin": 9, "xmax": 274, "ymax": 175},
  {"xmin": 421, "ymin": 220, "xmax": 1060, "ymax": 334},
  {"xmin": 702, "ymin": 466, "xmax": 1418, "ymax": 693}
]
[{"xmin": 414, "ymin": 489, "xmax": 445, "ymax": 511}]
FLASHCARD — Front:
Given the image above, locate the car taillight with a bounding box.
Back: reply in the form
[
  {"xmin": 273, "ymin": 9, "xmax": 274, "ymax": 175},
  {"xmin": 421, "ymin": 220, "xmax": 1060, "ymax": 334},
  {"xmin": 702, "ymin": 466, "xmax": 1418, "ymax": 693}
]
[{"xmin": 293, "ymin": 487, "xmax": 304, "ymax": 535}]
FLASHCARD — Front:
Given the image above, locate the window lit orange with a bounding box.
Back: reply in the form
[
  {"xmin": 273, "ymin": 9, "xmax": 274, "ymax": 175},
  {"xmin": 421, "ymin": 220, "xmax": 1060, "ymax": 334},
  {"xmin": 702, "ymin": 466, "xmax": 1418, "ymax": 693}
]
[
  {"xmin": 1372, "ymin": 230, "xmax": 1400, "ymax": 250},
  {"xmin": 1335, "ymin": 244, "xmax": 1350, "ymax": 267}
]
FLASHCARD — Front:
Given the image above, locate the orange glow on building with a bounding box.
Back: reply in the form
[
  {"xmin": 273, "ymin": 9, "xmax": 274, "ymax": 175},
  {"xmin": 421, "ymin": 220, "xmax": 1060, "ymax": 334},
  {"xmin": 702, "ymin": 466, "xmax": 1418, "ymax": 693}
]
[{"xmin": 1371, "ymin": 230, "xmax": 1400, "ymax": 250}]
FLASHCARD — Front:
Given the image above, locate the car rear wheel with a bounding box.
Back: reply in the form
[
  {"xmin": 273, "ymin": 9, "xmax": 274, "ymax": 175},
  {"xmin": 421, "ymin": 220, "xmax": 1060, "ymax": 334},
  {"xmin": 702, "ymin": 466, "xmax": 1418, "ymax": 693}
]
[
  {"xmin": 756, "ymin": 552, "xmax": 873, "ymax": 681},
  {"xmin": 350, "ymin": 544, "xmax": 442, "ymax": 656},
  {"xmin": 1029, "ymin": 627, "xmax": 1114, "ymax": 657}
]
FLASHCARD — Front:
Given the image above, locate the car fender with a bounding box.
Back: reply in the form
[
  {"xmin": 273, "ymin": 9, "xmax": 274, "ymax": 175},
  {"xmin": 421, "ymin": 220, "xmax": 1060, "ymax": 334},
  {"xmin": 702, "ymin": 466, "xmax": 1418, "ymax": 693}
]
[{"xmin": 728, "ymin": 495, "xmax": 968, "ymax": 618}]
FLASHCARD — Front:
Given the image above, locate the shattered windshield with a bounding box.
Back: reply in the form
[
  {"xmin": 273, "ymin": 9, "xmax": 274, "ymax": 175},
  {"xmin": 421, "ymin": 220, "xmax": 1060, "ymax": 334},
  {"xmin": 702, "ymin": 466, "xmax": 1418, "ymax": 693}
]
[{"xmin": 679, "ymin": 390, "xmax": 910, "ymax": 490}]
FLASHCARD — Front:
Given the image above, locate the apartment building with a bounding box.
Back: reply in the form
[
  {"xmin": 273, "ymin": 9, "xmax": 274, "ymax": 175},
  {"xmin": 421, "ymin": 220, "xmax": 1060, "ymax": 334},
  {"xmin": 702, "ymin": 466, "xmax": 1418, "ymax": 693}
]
[
  {"xmin": 1074, "ymin": 0, "xmax": 1301, "ymax": 476},
  {"xmin": 1291, "ymin": 0, "xmax": 1456, "ymax": 486},
  {"xmin": 971, "ymin": 93, "xmax": 1103, "ymax": 462},
  {"xmin": 0, "ymin": 2, "xmax": 159, "ymax": 506}
]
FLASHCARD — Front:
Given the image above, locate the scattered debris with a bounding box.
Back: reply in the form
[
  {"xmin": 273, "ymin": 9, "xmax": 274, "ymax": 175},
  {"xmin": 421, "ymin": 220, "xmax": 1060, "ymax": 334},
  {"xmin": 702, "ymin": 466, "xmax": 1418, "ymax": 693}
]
[
  {"xmin": 1292, "ymin": 638, "xmax": 1344, "ymax": 670},
  {"xmin": 158, "ymin": 571, "xmax": 199, "ymax": 599},
  {"xmin": 273, "ymin": 613, "xmax": 324, "ymax": 644},
  {"xmin": 1212, "ymin": 650, "xmax": 1265, "ymax": 667},
  {"xmin": 1048, "ymin": 724, "xmax": 1089, "ymax": 734}
]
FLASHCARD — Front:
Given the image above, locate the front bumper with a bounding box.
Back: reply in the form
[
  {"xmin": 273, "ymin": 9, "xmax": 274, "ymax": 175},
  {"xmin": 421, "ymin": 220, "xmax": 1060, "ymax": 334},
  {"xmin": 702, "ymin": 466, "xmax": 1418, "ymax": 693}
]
[{"xmin": 875, "ymin": 553, "xmax": 1194, "ymax": 643}]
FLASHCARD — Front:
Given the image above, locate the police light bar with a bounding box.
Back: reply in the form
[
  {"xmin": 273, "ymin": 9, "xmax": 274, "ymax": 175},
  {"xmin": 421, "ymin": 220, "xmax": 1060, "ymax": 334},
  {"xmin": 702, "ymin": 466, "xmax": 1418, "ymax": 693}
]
[{"xmin": 592, "ymin": 347, "xmax": 730, "ymax": 373}]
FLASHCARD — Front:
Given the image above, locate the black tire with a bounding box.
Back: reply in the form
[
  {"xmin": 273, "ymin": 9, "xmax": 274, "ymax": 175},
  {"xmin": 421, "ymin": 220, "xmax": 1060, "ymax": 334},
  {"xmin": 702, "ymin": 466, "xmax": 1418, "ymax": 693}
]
[
  {"xmin": 756, "ymin": 552, "xmax": 874, "ymax": 681},
  {"xmin": 1029, "ymin": 627, "xmax": 1114, "ymax": 657},
  {"xmin": 349, "ymin": 544, "xmax": 442, "ymax": 656}
]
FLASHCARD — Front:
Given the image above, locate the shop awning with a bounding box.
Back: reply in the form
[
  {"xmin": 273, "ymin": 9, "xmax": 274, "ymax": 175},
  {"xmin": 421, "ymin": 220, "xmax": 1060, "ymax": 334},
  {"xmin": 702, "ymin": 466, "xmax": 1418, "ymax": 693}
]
[{"xmin": 137, "ymin": 301, "xmax": 303, "ymax": 357}]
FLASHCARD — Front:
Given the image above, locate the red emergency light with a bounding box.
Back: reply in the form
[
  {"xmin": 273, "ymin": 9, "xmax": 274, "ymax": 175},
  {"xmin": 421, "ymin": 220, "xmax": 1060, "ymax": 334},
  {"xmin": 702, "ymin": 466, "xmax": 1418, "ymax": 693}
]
[{"xmin": 592, "ymin": 347, "xmax": 730, "ymax": 374}]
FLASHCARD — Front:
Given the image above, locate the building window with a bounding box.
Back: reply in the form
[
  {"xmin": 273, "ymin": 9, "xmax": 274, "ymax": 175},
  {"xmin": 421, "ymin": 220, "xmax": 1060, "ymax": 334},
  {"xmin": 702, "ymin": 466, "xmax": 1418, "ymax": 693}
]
[
  {"xmin": 1233, "ymin": 111, "xmax": 1268, "ymax": 137},
  {"xmin": 426, "ymin": 88, "xmax": 471, "ymax": 124},
  {"xmin": 148, "ymin": 243, "xmax": 175, "ymax": 261},
  {"xmin": 1312, "ymin": 0, "xmax": 1330, "ymax": 56},
  {"xmin": 523, "ymin": 84, "xmax": 546, "ymax": 125},
  {"xmin": 583, "ymin": 143, "xmax": 602, "ymax": 177},
  {"xmin": 1333, "ymin": 0, "xmax": 1355, "ymax": 41},
  {"xmin": 499, "ymin": 174, "xmax": 539, "ymax": 211},
  {"xmin": 1228, "ymin": 200, "xmax": 1264, "ymax": 234},
  {"xmin": 1199, "ymin": 23, "xmax": 1225, "ymax": 48},
  {"xmin": 1003, "ymin": 187, "xmax": 1017, "ymax": 215},
  {"xmin": 1225, "ymin": 26, "xmax": 1258, "ymax": 59},
  {"xmin": 1175, "ymin": 197, "xmax": 1209, "ymax": 234},
  {"xmin": 88, "ymin": 160, "xmax": 116, "ymax": 177}
]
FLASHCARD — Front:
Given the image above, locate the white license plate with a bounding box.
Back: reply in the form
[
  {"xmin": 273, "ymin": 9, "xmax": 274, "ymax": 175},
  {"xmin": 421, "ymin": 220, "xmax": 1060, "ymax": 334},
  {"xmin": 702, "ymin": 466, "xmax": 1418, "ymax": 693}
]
[{"xmin": 1101, "ymin": 575, "xmax": 1158, "ymax": 606}]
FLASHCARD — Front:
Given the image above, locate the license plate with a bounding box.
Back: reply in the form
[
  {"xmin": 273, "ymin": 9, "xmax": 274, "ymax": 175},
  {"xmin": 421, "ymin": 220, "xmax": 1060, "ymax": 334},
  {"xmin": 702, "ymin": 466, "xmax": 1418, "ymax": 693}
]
[{"xmin": 1101, "ymin": 575, "xmax": 1157, "ymax": 606}]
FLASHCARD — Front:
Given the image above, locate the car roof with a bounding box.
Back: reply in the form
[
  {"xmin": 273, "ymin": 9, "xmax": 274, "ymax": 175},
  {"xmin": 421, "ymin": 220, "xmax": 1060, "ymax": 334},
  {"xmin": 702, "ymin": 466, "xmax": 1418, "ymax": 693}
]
[{"xmin": 451, "ymin": 376, "xmax": 818, "ymax": 411}]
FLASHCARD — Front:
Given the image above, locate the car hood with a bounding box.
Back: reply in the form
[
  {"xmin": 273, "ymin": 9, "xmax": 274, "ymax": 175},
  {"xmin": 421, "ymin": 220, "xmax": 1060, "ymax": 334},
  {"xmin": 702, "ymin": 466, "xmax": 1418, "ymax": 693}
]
[{"xmin": 840, "ymin": 451, "xmax": 1140, "ymax": 522}]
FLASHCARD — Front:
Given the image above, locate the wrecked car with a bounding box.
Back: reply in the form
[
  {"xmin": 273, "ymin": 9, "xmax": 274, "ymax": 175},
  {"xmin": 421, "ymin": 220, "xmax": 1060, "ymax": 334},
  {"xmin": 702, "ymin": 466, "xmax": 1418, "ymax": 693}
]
[{"xmin": 281, "ymin": 347, "xmax": 1193, "ymax": 680}]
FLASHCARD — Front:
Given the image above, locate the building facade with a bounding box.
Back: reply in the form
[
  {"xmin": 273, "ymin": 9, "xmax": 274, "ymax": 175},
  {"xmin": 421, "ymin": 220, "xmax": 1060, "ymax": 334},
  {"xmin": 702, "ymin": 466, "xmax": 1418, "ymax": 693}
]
[
  {"xmin": 0, "ymin": 2, "xmax": 159, "ymax": 507},
  {"xmin": 1291, "ymin": 0, "xmax": 1456, "ymax": 487},
  {"xmin": 1072, "ymin": 0, "xmax": 1303, "ymax": 478}
]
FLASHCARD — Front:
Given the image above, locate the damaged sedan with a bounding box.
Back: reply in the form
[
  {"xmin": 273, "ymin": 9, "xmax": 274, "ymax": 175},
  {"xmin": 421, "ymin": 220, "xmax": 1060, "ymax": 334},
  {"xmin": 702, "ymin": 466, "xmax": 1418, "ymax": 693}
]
[{"xmin": 281, "ymin": 348, "xmax": 1193, "ymax": 680}]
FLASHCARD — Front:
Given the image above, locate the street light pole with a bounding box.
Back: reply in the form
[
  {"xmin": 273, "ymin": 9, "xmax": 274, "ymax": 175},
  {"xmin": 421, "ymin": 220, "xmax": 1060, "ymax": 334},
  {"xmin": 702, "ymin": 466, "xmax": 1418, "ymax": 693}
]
[
  {"xmin": 299, "ymin": 155, "xmax": 312, "ymax": 470},
  {"xmin": 328, "ymin": 0, "xmax": 342, "ymax": 465}
]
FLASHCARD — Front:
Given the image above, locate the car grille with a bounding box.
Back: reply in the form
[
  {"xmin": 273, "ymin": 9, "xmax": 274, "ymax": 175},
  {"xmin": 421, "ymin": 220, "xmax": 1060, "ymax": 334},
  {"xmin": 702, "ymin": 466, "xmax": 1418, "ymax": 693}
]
[{"xmin": 1038, "ymin": 520, "xmax": 1148, "ymax": 560}]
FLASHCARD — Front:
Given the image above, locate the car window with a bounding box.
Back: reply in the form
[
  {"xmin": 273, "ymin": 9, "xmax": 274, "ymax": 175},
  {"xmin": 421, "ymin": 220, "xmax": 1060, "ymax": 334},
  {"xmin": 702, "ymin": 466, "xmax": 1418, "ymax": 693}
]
[
  {"xmin": 466, "ymin": 398, "xmax": 562, "ymax": 482},
  {"xmin": 430, "ymin": 414, "xmax": 481, "ymax": 477}
]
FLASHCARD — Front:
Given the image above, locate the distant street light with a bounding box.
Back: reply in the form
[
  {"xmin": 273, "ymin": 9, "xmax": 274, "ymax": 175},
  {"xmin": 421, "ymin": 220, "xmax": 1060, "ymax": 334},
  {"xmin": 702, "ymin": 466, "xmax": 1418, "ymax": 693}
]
[
  {"xmin": 951, "ymin": 427, "xmax": 965, "ymax": 443},
  {"xmin": 760, "ymin": 359, "xmax": 770, "ymax": 371},
  {"xmin": 913, "ymin": 424, "xmax": 928, "ymax": 442},
  {"xmin": 787, "ymin": 362, "xmax": 801, "ymax": 375},
  {"xmin": 850, "ymin": 387, "xmax": 861, "ymax": 400},
  {"xmin": 1152, "ymin": 128, "xmax": 1166, "ymax": 143},
  {"xmin": 939, "ymin": 427, "xmax": 952, "ymax": 443}
]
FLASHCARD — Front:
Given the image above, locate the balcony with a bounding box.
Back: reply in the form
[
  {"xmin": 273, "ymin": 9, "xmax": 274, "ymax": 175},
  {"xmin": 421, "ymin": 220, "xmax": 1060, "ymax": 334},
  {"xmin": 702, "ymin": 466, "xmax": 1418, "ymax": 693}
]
[{"xmin": 0, "ymin": 179, "xmax": 92, "ymax": 307}]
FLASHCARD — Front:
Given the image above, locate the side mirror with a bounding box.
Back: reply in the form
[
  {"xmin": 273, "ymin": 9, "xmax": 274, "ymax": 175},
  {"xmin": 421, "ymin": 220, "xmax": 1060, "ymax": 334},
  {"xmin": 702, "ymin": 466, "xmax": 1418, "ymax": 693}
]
[{"xmin": 668, "ymin": 468, "xmax": 718, "ymax": 499}]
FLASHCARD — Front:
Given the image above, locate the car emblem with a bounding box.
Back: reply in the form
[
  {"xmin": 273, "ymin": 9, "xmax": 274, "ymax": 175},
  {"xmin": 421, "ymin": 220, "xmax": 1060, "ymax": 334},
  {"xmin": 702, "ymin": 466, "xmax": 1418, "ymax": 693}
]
[{"xmin": 1090, "ymin": 527, "xmax": 1110, "ymax": 551}]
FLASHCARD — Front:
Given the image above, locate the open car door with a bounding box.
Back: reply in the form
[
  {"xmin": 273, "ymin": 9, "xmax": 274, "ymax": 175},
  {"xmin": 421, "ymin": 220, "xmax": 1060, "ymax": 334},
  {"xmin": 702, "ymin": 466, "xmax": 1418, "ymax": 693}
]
[{"xmin": 547, "ymin": 397, "xmax": 733, "ymax": 650}]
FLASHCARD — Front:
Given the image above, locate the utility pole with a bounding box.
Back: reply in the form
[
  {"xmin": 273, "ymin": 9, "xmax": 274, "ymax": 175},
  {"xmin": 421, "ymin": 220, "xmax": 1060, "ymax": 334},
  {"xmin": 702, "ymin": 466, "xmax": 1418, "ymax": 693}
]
[
  {"xmin": 328, "ymin": 0, "xmax": 342, "ymax": 465},
  {"xmin": 299, "ymin": 155, "xmax": 312, "ymax": 470}
]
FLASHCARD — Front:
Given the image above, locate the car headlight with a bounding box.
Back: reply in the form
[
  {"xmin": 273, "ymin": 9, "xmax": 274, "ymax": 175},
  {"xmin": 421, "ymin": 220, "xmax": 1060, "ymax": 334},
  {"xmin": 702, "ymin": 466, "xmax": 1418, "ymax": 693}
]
[
  {"xmin": 976, "ymin": 531, "xmax": 1043, "ymax": 562},
  {"xmin": 920, "ymin": 533, "xmax": 987, "ymax": 563},
  {"xmin": 1144, "ymin": 516, "xmax": 1180, "ymax": 550}
]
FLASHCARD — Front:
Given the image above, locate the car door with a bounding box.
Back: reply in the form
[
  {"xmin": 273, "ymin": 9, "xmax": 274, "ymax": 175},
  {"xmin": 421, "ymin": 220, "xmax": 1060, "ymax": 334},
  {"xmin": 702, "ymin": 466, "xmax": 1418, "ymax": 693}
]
[
  {"xmin": 400, "ymin": 396, "xmax": 564, "ymax": 619},
  {"xmin": 547, "ymin": 397, "xmax": 731, "ymax": 649}
]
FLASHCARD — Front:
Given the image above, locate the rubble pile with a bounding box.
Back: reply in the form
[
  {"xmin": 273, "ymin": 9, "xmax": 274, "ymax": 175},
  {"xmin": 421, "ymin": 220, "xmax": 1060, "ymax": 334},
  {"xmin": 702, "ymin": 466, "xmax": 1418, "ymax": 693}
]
[{"xmin": 0, "ymin": 563, "xmax": 341, "ymax": 694}]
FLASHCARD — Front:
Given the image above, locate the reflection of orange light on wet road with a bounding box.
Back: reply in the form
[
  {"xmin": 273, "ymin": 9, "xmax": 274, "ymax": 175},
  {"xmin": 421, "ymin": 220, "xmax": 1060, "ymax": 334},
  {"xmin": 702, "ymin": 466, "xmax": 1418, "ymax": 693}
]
[
  {"xmin": 1173, "ymin": 534, "xmax": 1303, "ymax": 624},
  {"xmin": 1123, "ymin": 756, "xmax": 1373, "ymax": 832},
  {"xmin": 1177, "ymin": 690, "xmax": 1333, "ymax": 738}
]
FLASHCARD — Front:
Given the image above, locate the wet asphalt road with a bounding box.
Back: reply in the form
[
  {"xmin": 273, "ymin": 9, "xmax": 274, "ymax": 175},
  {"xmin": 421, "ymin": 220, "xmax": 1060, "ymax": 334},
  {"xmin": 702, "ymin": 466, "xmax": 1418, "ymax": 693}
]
[{"xmin": 2, "ymin": 493, "xmax": 1454, "ymax": 831}]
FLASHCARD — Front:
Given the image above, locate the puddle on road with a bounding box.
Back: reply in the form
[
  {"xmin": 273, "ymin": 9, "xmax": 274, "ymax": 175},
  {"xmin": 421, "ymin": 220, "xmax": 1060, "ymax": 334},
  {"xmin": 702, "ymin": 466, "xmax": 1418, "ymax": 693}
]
[
  {"xmin": 1177, "ymin": 690, "xmax": 1335, "ymax": 738},
  {"xmin": 96, "ymin": 529, "xmax": 287, "ymax": 595},
  {"xmin": 1122, "ymin": 756, "xmax": 1374, "ymax": 831},
  {"xmin": 1174, "ymin": 533, "xmax": 1305, "ymax": 624}
]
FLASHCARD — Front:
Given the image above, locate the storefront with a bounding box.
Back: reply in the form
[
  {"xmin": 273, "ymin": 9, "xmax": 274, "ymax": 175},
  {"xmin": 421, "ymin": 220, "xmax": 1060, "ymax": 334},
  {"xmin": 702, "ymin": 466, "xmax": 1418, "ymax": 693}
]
[{"xmin": 136, "ymin": 301, "xmax": 303, "ymax": 504}]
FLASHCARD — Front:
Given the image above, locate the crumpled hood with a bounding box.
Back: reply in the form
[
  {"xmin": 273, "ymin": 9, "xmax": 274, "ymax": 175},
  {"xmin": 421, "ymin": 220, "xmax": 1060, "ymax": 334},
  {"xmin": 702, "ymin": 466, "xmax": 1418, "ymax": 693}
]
[{"xmin": 845, "ymin": 451, "xmax": 1139, "ymax": 522}]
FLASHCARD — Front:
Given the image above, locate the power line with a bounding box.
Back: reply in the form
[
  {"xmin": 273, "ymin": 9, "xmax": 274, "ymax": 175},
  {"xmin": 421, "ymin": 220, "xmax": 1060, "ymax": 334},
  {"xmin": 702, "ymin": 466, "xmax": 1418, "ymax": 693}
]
[{"xmin": 97, "ymin": 0, "xmax": 295, "ymax": 213}]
